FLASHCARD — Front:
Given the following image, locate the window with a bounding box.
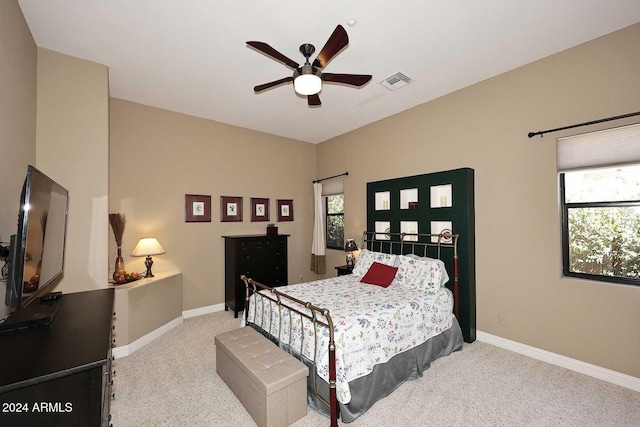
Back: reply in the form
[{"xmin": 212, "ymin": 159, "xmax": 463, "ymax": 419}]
[
  {"xmin": 326, "ymin": 194, "xmax": 344, "ymax": 250},
  {"xmin": 558, "ymin": 124, "xmax": 640, "ymax": 286}
]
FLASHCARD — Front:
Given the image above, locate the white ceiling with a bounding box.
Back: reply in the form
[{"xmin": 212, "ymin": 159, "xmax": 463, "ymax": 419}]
[{"xmin": 18, "ymin": 0, "xmax": 640, "ymax": 144}]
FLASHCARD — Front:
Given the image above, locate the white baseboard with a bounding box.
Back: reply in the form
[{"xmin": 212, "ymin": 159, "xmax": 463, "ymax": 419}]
[
  {"xmin": 182, "ymin": 303, "xmax": 226, "ymax": 318},
  {"xmin": 113, "ymin": 304, "xmax": 230, "ymax": 358},
  {"xmin": 476, "ymin": 331, "xmax": 640, "ymax": 393},
  {"xmin": 113, "ymin": 317, "xmax": 183, "ymax": 358}
]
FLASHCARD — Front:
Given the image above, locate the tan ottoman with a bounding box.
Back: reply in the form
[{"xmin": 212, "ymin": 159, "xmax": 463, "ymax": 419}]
[{"xmin": 215, "ymin": 327, "xmax": 309, "ymax": 427}]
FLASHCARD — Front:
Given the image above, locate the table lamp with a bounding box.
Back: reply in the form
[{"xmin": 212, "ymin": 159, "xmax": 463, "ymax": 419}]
[
  {"xmin": 131, "ymin": 237, "xmax": 166, "ymax": 278},
  {"xmin": 344, "ymin": 239, "xmax": 359, "ymax": 268}
]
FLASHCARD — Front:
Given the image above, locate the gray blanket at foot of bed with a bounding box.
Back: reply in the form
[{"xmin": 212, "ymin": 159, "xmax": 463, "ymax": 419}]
[{"xmin": 306, "ymin": 317, "xmax": 464, "ymax": 423}]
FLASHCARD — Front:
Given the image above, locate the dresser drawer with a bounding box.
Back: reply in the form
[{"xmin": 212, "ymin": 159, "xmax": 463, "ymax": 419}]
[
  {"xmin": 264, "ymin": 236, "xmax": 287, "ymax": 248},
  {"xmin": 255, "ymin": 273, "xmax": 288, "ymax": 288}
]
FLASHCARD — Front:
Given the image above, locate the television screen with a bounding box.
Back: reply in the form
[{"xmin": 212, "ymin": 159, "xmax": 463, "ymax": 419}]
[{"xmin": 4, "ymin": 165, "xmax": 69, "ymax": 310}]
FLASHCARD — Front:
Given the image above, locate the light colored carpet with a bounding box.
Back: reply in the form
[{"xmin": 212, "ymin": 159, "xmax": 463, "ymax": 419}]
[{"xmin": 110, "ymin": 310, "xmax": 640, "ymax": 426}]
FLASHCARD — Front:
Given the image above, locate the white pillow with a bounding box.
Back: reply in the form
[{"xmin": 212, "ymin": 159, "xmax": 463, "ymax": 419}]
[
  {"xmin": 405, "ymin": 253, "xmax": 427, "ymax": 260},
  {"xmin": 391, "ymin": 254, "xmax": 449, "ymax": 290},
  {"xmin": 352, "ymin": 249, "xmax": 398, "ymax": 279}
]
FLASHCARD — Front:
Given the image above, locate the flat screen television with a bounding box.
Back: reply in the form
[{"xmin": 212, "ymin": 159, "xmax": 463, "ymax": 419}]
[{"xmin": 0, "ymin": 165, "xmax": 69, "ymax": 332}]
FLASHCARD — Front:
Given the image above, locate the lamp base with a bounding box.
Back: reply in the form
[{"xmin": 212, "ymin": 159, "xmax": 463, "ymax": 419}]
[
  {"xmin": 346, "ymin": 253, "xmax": 355, "ymax": 268},
  {"xmin": 144, "ymin": 255, "xmax": 154, "ymax": 278}
]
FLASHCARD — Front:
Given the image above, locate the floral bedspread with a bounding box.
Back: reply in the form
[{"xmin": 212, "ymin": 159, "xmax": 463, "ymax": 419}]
[{"xmin": 245, "ymin": 275, "xmax": 454, "ymax": 404}]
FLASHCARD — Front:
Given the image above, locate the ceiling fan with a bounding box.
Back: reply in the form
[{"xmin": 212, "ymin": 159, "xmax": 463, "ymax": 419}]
[{"xmin": 247, "ymin": 25, "xmax": 372, "ymax": 106}]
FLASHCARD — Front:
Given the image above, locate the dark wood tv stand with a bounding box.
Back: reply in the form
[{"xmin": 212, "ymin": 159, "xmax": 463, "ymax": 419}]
[{"xmin": 0, "ymin": 289, "xmax": 115, "ymax": 426}]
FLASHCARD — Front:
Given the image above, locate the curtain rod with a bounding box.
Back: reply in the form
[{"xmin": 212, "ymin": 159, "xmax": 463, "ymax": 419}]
[
  {"xmin": 313, "ymin": 171, "xmax": 348, "ymax": 183},
  {"xmin": 528, "ymin": 111, "xmax": 640, "ymax": 139}
]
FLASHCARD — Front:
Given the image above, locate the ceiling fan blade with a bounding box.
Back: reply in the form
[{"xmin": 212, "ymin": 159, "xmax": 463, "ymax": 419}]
[
  {"xmin": 254, "ymin": 77, "xmax": 294, "ymax": 92},
  {"xmin": 322, "ymin": 73, "xmax": 372, "ymax": 87},
  {"xmin": 247, "ymin": 41, "xmax": 299, "ymax": 69},
  {"xmin": 308, "ymin": 94, "xmax": 321, "ymax": 106},
  {"xmin": 312, "ymin": 25, "xmax": 349, "ymax": 68}
]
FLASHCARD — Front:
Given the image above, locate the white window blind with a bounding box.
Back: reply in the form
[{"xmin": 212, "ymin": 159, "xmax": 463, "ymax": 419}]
[
  {"xmin": 321, "ymin": 179, "xmax": 343, "ymax": 196},
  {"xmin": 557, "ymin": 123, "xmax": 640, "ymax": 171}
]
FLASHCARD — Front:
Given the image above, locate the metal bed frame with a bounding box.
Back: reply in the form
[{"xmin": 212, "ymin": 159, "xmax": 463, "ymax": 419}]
[{"xmin": 241, "ymin": 230, "xmax": 460, "ymax": 427}]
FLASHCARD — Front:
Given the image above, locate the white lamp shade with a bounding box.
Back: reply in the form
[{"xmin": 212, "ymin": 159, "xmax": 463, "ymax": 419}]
[
  {"xmin": 294, "ymin": 74, "xmax": 322, "ymax": 95},
  {"xmin": 131, "ymin": 238, "xmax": 166, "ymax": 256}
]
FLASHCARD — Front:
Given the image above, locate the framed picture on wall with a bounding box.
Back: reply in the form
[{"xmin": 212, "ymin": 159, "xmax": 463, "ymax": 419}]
[
  {"xmin": 185, "ymin": 194, "xmax": 211, "ymax": 222},
  {"xmin": 250, "ymin": 198, "xmax": 270, "ymax": 222},
  {"xmin": 277, "ymin": 199, "xmax": 294, "ymax": 222},
  {"xmin": 221, "ymin": 196, "xmax": 243, "ymax": 222}
]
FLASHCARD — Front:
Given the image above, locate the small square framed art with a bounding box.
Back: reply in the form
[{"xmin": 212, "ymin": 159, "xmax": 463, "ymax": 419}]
[
  {"xmin": 250, "ymin": 198, "xmax": 270, "ymax": 222},
  {"xmin": 221, "ymin": 196, "xmax": 243, "ymax": 222},
  {"xmin": 185, "ymin": 194, "xmax": 212, "ymax": 222},
  {"xmin": 277, "ymin": 199, "xmax": 294, "ymax": 222}
]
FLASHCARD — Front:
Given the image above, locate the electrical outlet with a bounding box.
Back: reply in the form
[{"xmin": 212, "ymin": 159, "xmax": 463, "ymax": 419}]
[{"xmin": 498, "ymin": 314, "xmax": 508, "ymax": 326}]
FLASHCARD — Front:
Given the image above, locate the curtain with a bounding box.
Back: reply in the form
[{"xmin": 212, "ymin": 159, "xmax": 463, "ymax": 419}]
[{"xmin": 311, "ymin": 182, "xmax": 326, "ymax": 274}]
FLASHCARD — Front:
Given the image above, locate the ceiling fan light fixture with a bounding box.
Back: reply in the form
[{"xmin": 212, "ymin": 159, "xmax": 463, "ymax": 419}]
[
  {"xmin": 293, "ymin": 63, "xmax": 322, "ymax": 95},
  {"xmin": 294, "ymin": 74, "xmax": 322, "ymax": 95}
]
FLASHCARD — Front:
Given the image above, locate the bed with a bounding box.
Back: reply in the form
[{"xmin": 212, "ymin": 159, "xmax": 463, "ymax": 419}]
[{"xmin": 241, "ymin": 231, "xmax": 465, "ymax": 426}]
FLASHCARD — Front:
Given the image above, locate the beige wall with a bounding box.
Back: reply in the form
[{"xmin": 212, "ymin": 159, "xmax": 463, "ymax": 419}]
[
  {"xmin": 317, "ymin": 23, "xmax": 640, "ymax": 378},
  {"xmin": 109, "ymin": 99, "xmax": 316, "ymax": 310},
  {"xmin": 6, "ymin": 0, "xmax": 637, "ymax": 380},
  {"xmin": 36, "ymin": 48, "xmax": 110, "ymax": 293},
  {"xmin": 0, "ymin": 0, "xmax": 36, "ymax": 242}
]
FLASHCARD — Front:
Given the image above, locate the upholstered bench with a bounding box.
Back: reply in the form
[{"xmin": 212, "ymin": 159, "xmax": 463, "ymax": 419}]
[{"xmin": 215, "ymin": 327, "xmax": 309, "ymax": 427}]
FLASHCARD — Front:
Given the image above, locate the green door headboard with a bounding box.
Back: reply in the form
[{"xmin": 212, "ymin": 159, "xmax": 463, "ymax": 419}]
[{"xmin": 366, "ymin": 167, "xmax": 476, "ymax": 343}]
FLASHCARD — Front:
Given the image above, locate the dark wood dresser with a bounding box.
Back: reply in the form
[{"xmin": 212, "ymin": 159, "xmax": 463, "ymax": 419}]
[
  {"xmin": 223, "ymin": 234, "xmax": 289, "ymax": 318},
  {"xmin": 0, "ymin": 289, "xmax": 115, "ymax": 427}
]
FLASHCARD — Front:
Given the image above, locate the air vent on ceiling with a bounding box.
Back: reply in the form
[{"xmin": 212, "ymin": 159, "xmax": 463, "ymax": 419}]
[{"xmin": 380, "ymin": 72, "xmax": 412, "ymax": 91}]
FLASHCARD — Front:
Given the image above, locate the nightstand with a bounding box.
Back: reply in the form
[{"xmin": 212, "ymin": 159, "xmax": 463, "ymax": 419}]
[{"xmin": 335, "ymin": 265, "xmax": 354, "ymax": 276}]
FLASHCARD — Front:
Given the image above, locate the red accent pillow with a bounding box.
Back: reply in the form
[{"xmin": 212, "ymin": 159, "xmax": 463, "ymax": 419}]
[{"xmin": 360, "ymin": 262, "xmax": 398, "ymax": 288}]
